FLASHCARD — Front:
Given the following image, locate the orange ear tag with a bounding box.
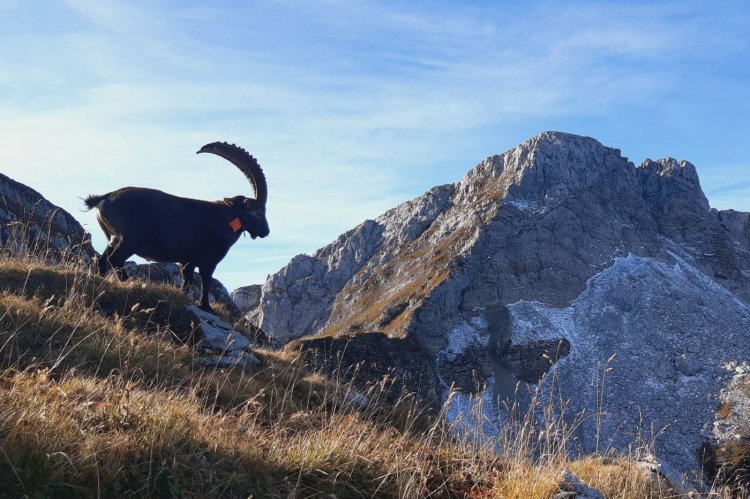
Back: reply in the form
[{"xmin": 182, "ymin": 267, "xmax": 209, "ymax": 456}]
[{"xmin": 229, "ymin": 217, "xmax": 243, "ymax": 232}]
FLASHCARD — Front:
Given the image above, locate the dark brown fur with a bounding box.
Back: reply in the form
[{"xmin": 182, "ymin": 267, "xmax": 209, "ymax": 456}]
[{"xmin": 84, "ymin": 142, "xmax": 269, "ymax": 312}]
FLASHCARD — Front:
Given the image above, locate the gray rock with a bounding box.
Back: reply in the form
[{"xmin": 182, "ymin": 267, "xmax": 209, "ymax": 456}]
[
  {"xmin": 637, "ymin": 454, "xmax": 701, "ymax": 498},
  {"xmin": 289, "ymin": 332, "xmax": 437, "ymax": 402},
  {"xmin": 552, "ymin": 493, "xmax": 578, "ymax": 499},
  {"xmin": 231, "ymin": 284, "xmax": 262, "ymax": 312},
  {"xmin": 714, "ymin": 208, "xmax": 750, "ymax": 249},
  {"xmin": 0, "ymin": 171, "xmax": 92, "ymax": 260},
  {"xmin": 558, "ymin": 470, "xmax": 605, "ymax": 499},
  {"xmin": 674, "ymin": 353, "xmax": 702, "ymax": 377},
  {"xmin": 187, "ymin": 305, "xmax": 251, "ymax": 352}
]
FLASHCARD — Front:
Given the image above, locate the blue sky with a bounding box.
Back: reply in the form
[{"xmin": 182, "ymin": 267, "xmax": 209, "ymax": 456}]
[{"xmin": 1, "ymin": 1, "xmax": 748, "ymax": 291}]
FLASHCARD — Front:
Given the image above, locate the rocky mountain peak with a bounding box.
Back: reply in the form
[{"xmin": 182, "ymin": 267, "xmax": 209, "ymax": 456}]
[
  {"xmin": 509, "ymin": 131, "xmax": 635, "ymax": 199},
  {"xmin": 242, "ymin": 132, "xmax": 750, "ymax": 476},
  {"xmin": 250, "ymin": 132, "xmax": 741, "ymax": 345},
  {"xmin": 454, "ymin": 131, "xmax": 635, "ymax": 210}
]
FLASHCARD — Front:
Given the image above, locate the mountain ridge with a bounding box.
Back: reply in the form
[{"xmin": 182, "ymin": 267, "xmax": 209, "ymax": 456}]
[
  {"xmin": 246, "ymin": 131, "xmax": 750, "ymax": 476},
  {"xmin": 251, "ymin": 131, "xmax": 750, "ymax": 344}
]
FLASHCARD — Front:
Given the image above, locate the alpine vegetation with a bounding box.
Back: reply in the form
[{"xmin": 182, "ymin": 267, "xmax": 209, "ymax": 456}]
[{"xmin": 84, "ymin": 142, "xmax": 269, "ymax": 312}]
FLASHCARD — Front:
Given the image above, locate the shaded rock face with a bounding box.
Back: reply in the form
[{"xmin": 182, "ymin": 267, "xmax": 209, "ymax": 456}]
[
  {"xmin": 248, "ymin": 131, "xmax": 750, "ymax": 476},
  {"xmin": 288, "ymin": 332, "xmax": 438, "ymax": 403},
  {"xmin": 0, "ymin": 172, "xmax": 91, "ymax": 260}
]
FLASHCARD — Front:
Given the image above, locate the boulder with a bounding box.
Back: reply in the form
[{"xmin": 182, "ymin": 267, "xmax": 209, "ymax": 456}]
[{"xmin": 0, "ymin": 171, "xmax": 92, "ymax": 260}]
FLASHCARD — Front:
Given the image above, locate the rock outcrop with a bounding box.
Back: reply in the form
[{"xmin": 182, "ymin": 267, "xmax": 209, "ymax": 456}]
[
  {"xmin": 0, "ymin": 172, "xmax": 91, "ymax": 259},
  {"xmin": 231, "ymin": 284, "xmax": 262, "ymax": 313},
  {"xmin": 245, "ymin": 132, "xmax": 750, "ymax": 477}
]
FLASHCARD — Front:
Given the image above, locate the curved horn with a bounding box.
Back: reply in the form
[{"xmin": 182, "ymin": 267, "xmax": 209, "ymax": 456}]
[{"xmin": 197, "ymin": 142, "xmax": 268, "ymax": 207}]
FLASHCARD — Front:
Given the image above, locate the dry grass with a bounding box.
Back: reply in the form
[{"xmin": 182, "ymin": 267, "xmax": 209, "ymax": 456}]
[
  {"xmin": 570, "ymin": 457, "xmax": 675, "ymax": 498},
  {"xmin": 0, "ymin": 232, "xmax": 696, "ymax": 498}
]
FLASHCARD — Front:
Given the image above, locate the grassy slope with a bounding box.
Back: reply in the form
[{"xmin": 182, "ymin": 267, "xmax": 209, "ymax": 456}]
[{"xmin": 0, "ymin": 256, "xmax": 679, "ymax": 498}]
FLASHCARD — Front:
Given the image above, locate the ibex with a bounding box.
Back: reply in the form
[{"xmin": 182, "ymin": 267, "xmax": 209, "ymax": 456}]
[{"xmin": 84, "ymin": 142, "xmax": 269, "ymax": 312}]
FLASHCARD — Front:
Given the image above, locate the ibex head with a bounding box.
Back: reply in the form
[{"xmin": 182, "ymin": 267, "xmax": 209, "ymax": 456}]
[{"xmin": 197, "ymin": 142, "xmax": 270, "ymax": 239}]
